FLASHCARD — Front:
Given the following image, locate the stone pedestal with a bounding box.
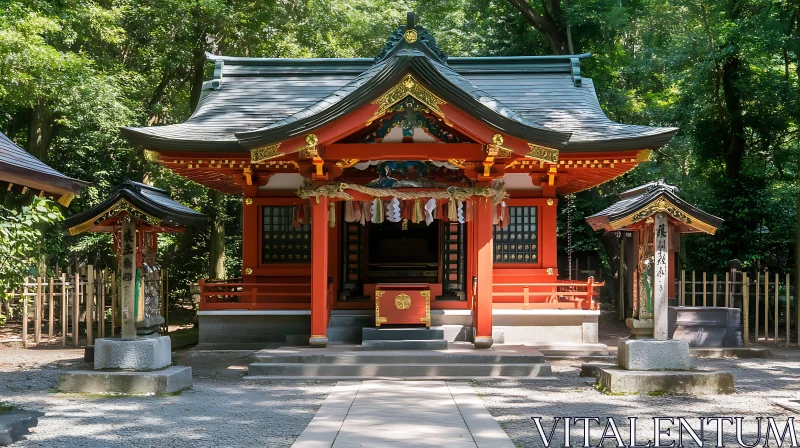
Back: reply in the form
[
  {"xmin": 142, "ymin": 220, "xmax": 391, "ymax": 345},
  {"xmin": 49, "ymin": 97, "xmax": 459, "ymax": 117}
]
[
  {"xmin": 597, "ymin": 368, "xmax": 734, "ymax": 395},
  {"xmin": 625, "ymin": 318, "xmax": 654, "ymax": 339},
  {"xmin": 668, "ymin": 307, "xmax": 743, "ymax": 347},
  {"xmin": 617, "ymin": 339, "xmax": 690, "ymax": 371},
  {"xmin": 94, "ymin": 336, "xmax": 172, "ymax": 371},
  {"xmin": 58, "ymin": 366, "xmax": 192, "ymax": 395},
  {"xmin": 309, "ymin": 336, "xmax": 328, "ymax": 348}
]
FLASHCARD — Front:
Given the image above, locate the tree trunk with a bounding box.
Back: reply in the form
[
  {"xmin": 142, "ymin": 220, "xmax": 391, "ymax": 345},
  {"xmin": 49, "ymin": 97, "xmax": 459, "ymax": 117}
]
[
  {"xmin": 506, "ymin": 0, "xmax": 570, "ymax": 55},
  {"xmin": 721, "ymin": 50, "xmax": 745, "ymax": 179},
  {"xmin": 208, "ymin": 190, "xmax": 226, "ymax": 280},
  {"xmin": 28, "ymin": 99, "xmax": 52, "ymax": 163},
  {"xmin": 189, "ymin": 47, "xmax": 207, "ymax": 112}
]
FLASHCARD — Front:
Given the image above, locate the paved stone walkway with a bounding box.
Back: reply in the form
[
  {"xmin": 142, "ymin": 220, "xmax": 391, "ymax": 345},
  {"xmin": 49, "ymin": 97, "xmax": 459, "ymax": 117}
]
[{"xmin": 292, "ymin": 381, "xmax": 514, "ymax": 448}]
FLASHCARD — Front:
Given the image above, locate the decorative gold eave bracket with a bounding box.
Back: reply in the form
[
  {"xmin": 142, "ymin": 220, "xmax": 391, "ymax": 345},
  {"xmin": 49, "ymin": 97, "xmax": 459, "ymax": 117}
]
[
  {"xmin": 368, "ymin": 74, "xmax": 447, "ymax": 125},
  {"xmin": 251, "ymin": 143, "xmax": 284, "ymax": 164},
  {"xmin": 525, "ymin": 143, "xmax": 560, "ymax": 164},
  {"xmin": 482, "ymin": 134, "xmax": 515, "ymax": 177},
  {"xmin": 608, "ymin": 196, "xmax": 718, "ymax": 235}
]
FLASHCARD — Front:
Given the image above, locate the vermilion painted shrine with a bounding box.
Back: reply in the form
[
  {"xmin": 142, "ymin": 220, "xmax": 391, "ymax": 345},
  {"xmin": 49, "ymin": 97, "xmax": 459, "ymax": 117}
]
[{"xmin": 121, "ymin": 14, "xmax": 677, "ymax": 349}]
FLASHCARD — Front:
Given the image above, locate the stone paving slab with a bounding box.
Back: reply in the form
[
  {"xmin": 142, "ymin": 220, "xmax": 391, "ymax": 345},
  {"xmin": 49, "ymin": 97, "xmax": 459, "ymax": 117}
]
[{"xmin": 292, "ymin": 380, "xmax": 514, "ymax": 448}]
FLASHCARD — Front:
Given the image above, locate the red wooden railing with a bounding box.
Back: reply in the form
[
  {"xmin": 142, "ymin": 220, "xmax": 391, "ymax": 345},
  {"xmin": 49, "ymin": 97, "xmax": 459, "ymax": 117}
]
[
  {"xmin": 198, "ymin": 278, "xmax": 311, "ymax": 310},
  {"xmin": 492, "ymin": 277, "xmax": 603, "ymax": 310}
]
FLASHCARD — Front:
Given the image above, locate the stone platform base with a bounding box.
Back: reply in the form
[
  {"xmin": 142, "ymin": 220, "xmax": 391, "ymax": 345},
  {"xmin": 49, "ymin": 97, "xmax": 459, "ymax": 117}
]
[
  {"xmin": 0, "ymin": 409, "xmax": 43, "ymax": 446},
  {"xmin": 596, "ymin": 367, "xmax": 734, "ymax": 395},
  {"xmin": 618, "ymin": 339, "xmax": 690, "ymax": 370},
  {"xmin": 691, "ymin": 347, "xmax": 771, "ymax": 359},
  {"xmin": 58, "ymin": 366, "xmax": 192, "ymax": 395},
  {"xmin": 246, "ymin": 344, "xmax": 553, "ymax": 379},
  {"xmin": 94, "ymin": 336, "xmax": 171, "ymax": 371}
]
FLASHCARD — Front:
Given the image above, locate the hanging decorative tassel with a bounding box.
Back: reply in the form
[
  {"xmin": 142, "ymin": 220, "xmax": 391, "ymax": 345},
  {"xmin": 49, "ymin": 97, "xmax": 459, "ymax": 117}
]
[
  {"xmin": 402, "ymin": 219, "xmax": 408, "ymax": 230},
  {"xmin": 329, "ymin": 202, "xmax": 336, "ymax": 228},
  {"xmin": 353, "ymin": 200, "xmax": 362, "ymax": 224},
  {"xmin": 424, "ymin": 198, "xmax": 436, "ymax": 225},
  {"xmin": 344, "ymin": 200, "xmax": 356, "ymax": 222},
  {"xmin": 372, "ymin": 198, "xmax": 384, "ymax": 223},
  {"xmin": 457, "ymin": 201, "xmax": 465, "ymax": 224},
  {"xmin": 393, "ymin": 198, "xmax": 402, "ymax": 222},
  {"xmin": 361, "ymin": 201, "xmax": 369, "ymax": 224},
  {"xmin": 448, "ymin": 198, "xmax": 458, "ymax": 222},
  {"xmin": 412, "ymin": 199, "xmax": 423, "ymax": 224}
]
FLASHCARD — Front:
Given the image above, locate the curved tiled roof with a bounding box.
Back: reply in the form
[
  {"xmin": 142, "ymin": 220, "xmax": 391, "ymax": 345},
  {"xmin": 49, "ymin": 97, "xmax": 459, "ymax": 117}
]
[
  {"xmin": 586, "ymin": 181, "xmax": 723, "ymax": 234},
  {"xmin": 0, "ymin": 131, "xmax": 88, "ymax": 205},
  {"xmin": 62, "ymin": 179, "xmax": 205, "ymax": 234},
  {"xmin": 121, "ymin": 26, "xmax": 677, "ymax": 154}
]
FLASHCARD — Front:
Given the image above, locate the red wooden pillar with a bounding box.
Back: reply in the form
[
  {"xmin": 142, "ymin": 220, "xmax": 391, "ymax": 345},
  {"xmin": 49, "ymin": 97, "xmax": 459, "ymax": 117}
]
[
  {"xmin": 310, "ymin": 197, "xmax": 330, "ymax": 347},
  {"xmin": 242, "ymin": 185, "xmax": 259, "ymax": 282},
  {"xmin": 540, "ymin": 197, "xmax": 558, "ymax": 274},
  {"xmin": 474, "ymin": 196, "xmax": 494, "ymax": 348}
]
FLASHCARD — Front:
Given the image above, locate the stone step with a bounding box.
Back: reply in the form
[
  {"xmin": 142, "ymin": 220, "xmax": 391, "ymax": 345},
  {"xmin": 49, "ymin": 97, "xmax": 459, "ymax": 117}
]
[
  {"xmin": 328, "ymin": 315, "xmax": 375, "ymax": 327},
  {"xmin": 330, "ymin": 310, "xmax": 374, "ymax": 315},
  {"xmin": 362, "ymin": 339, "xmax": 448, "ymax": 350},
  {"xmin": 252, "ymin": 352, "xmax": 547, "ymax": 364},
  {"xmin": 327, "ymin": 327, "xmax": 363, "ymax": 342},
  {"xmin": 247, "ymin": 362, "xmax": 552, "ymax": 377},
  {"xmin": 362, "ymin": 327, "xmax": 444, "ymax": 341},
  {"xmin": 244, "ymin": 375, "xmax": 557, "ymax": 381}
]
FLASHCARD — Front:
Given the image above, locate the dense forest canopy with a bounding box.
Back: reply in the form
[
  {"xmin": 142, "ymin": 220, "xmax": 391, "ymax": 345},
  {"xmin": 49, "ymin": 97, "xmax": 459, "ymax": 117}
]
[{"xmin": 0, "ymin": 0, "xmax": 798, "ymax": 307}]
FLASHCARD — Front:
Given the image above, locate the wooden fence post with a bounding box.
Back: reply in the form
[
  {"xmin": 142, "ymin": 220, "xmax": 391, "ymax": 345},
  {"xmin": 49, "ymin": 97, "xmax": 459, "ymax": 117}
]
[
  {"xmin": 764, "ymin": 270, "xmax": 770, "ymax": 343},
  {"xmin": 755, "ymin": 273, "xmax": 760, "ymax": 342},
  {"xmin": 34, "ymin": 277, "xmax": 42, "ymax": 344},
  {"xmin": 86, "ymin": 265, "xmax": 94, "ymax": 346},
  {"xmin": 702, "ymin": 272, "xmax": 707, "ymax": 307},
  {"xmin": 61, "ymin": 274, "xmax": 67, "ymax": 347},
  {"xmin": 48, "ymin": 277, "xmax": 54, "ymax": 342},
  {"xmin": 743, "ymin": 272, "xmax": 749, "ymax": 345},
  {"xmin": 725, "ymin": 272, "xmax": 730, "ymax": 308},
  {"xmin": 785, "ymin": 273, "xmax": 790, "ymax": 345},
  {"xmin": 163, "ymin": 269, "xmax": 169, "ymax": 335},
  {"xmin": 774, "ymin": 272, "xmax": 779, "ymax": 346},
  {"xmin": 712, "ymin": 274, "xmax": 717, "ymax": 307},
  {"xmin": 99, "ymin": 269, "xmax": 106, "ymax": 339},
  {"xmin": 111, "ymin": 272, "xmax": 116, "ymax": 337},
  {"xmin": 21, "ymin": 281, "xmax": 28, "ymax": 348},
  {"xmin": 73, "ymin": 272, "xmax": 79, "ymax": 348},
  {"xmin": 681, "ymin": 270, "xmax": 686, "ymax": 306},
  {"xmin": 692, "ymin": 271, "xmax": 696, "ymax": 306}
]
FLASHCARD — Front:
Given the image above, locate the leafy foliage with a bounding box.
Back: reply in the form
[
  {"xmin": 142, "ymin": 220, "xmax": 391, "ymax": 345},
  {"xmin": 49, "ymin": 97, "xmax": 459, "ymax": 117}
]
[
  {"xmin": 0, "ymin": 0, "xmax": 798, "ymax": 310},
  {"xmin": 0, "ymin": 194, "xmax": 62, "ymax": 323}
]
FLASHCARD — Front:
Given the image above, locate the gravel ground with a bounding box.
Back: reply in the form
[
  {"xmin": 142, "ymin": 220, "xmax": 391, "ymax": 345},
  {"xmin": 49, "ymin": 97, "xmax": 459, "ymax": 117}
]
[
  {"xmin": 473, "ymin": 348, "xmax": 800, "ymax": 448},
  {"xmin": 3, "ymin": 345, "xmax": 800, "ymax": 447},
  {"xmin": 1, "ymin": 349, "xmax": 334, "ymax": 447}
]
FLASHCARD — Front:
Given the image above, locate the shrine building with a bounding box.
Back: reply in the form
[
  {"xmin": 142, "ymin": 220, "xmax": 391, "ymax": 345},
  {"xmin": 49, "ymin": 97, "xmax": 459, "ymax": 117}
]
[{"xmin": 120, "ymin": 14, "xmax": 677, "ymax": 350}]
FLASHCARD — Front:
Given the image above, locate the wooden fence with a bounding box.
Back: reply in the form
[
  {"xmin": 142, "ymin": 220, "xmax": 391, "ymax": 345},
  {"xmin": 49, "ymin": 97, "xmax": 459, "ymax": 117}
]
[
  {"xmin": 5, "ymin": 266, "xmax": 170, "ymax": 348},
  {"xmin": 677, "ymin": 269, "xmax": 796, "ymax": 346}
]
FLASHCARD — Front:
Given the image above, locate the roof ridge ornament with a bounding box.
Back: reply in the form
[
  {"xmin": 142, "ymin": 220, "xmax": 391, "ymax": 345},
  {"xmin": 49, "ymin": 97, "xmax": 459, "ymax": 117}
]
[
  {"xmin": 368, "ymin": 74, "xmax": 447, "ymax": 125},
  {"xmin": 373, "ymin": 12, "xmax": 448, "ymax": 64}
]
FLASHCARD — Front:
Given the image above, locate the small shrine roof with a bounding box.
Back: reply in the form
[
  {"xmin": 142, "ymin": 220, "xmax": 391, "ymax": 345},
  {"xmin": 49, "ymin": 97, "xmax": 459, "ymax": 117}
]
[
  {"xmin": 120, "ymin": 16, "xmax": 677, "ymax": 155},
  {"xmin": 63, "ymin": 179, "xmax": 205, "ymax": 235},
  {"xmin": 586, "ymin": 180, "xmax": 723, "ymax": 234},
  {"xmin": 0, "ymin": 131, "xmax": 88, "ymax": 206}
]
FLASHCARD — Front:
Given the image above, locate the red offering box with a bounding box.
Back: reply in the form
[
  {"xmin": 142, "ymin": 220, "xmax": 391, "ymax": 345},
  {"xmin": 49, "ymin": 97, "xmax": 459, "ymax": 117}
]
[{"xmin": 375, "ymin": 283, "xmax": 431, "ymax": 328}]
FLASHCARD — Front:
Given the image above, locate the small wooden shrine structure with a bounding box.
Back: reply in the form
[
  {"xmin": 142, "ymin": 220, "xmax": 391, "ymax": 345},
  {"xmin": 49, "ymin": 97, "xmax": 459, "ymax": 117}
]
[
  {"xmin": 586, "ymin": 181, "xmax": 723, "ymax": 338},
  {"xmin": 0, "ymin": 131, "xmax": 87, "ymax": 205},
  {"xmin": 119, "ymin": 13, "xmax": 679, "ymax": 349},
  {"xmin": 63, "ymin": 180, "xmax": 205, "ymax": 339}
]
